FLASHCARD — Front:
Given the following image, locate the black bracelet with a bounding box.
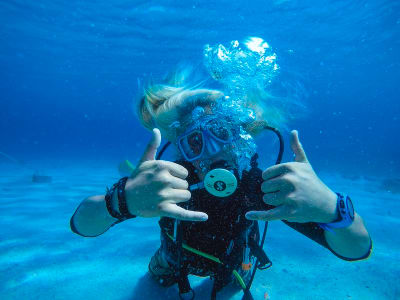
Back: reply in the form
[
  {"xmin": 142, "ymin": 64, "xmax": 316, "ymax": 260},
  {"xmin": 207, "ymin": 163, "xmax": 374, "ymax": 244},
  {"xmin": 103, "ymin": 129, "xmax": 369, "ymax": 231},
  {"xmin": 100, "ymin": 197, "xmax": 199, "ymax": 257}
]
[
  {"xmin": 105, "ymin": 184, "xmax": 123, "ymax": 220},
  {"xmin": 105, "ymin": 177, "xmax": 136, "ymax": 223},
  {"xmin": 117, "ymin": 177, "xmax": 136, "ymax": 219}
]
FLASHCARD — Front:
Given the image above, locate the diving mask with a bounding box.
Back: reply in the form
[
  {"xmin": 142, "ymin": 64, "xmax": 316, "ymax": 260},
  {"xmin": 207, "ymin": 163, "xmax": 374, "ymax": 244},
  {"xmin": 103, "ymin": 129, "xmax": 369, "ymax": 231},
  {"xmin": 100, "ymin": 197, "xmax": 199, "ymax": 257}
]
[{"xmin": 177, "ymin": 116, "xmax": 238, "ymax": 162}]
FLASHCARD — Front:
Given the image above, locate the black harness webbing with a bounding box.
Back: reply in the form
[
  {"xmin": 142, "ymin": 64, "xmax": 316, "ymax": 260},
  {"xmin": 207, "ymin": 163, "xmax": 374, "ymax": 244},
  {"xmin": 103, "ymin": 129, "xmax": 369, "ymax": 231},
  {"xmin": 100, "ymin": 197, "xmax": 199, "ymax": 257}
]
[
  {"xmin": 176, "ymin": 221, "xmax": 195, "ymax": 300},
  {"xmin": 172, "ymin": 219, "xmax": 272, "ymax": 300}
]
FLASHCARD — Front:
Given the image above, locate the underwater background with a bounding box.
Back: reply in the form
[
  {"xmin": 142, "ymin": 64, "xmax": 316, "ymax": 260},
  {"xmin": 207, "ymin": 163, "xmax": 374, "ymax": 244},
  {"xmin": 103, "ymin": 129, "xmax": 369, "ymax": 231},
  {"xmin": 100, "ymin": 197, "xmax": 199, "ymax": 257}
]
[{"xmin": 0, "ymin": 1, "xmax": 399, "ymax": 299}]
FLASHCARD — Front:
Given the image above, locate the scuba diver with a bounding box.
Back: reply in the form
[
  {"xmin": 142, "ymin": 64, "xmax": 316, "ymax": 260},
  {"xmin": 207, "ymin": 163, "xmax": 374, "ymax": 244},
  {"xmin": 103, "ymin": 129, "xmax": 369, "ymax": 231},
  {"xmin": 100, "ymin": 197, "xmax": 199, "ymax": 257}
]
[{"xmin": 70, "ymin": 75, "xmax": 372, "ymax": 300}]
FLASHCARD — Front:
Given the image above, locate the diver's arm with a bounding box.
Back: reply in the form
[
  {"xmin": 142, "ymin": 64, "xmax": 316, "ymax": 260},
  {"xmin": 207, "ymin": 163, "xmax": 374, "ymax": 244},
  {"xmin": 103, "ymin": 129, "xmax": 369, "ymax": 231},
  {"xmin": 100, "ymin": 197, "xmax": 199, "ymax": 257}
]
[
  {"xmin": 70, "ymin": 191, "xmax": 120, "ymax": 237},
  {"xmin": 282, "ymin": 217, "xmax": 372, "ymax": 261},
  {"xmin": 281, "ymin": 190, "xmax": 372, "ymax": 261},
  {"xmin": 246, "ymin": 130, "xmax": 372, "ymax": 261},
  {"xmin": 323, "ymin": 212, "xmax": 372, "ymax": 260},
  {"xmin": 70, "ymin": 128, "xmax": 207, "ymax": 237}
]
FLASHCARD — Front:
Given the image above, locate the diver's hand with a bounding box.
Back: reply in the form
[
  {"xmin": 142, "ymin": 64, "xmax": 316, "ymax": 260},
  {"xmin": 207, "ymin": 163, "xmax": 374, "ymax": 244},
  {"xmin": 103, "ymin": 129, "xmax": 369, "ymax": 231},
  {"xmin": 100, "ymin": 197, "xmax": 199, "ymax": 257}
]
[
  {"xmin": 125, "ymin": 128, "xmax": 208, "ymax": 222},
  {"xmin": 246, "ymin": 130, "xmax": 337, "ymax": 223}
]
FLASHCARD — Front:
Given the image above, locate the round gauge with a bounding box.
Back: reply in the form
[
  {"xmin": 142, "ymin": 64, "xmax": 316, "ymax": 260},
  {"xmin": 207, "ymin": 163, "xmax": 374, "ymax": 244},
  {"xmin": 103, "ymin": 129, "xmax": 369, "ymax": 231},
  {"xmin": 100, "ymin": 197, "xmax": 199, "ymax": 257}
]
[{"xmin": 204, "ymin": 168, "xmax": 237, "ymax": 197}]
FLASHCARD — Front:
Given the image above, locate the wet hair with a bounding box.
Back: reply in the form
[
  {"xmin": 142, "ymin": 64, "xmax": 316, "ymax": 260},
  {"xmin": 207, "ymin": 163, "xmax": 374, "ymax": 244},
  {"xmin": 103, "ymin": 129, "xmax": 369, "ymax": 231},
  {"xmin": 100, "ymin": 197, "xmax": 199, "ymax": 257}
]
[
  {"xmin": 136, "ymin": 67, "xmax": 295, "ymax": 142},
  {"xmin": 137, "ymin": 68, "xmax": 223, "ymax": 142}
]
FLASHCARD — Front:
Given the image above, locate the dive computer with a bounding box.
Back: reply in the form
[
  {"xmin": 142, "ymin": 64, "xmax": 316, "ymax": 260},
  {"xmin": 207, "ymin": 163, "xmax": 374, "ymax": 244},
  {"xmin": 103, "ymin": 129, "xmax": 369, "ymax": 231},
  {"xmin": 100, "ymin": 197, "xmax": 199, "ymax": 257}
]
[{"xmin": 318, "ymin": 193, "xmax": 355, "ymax": 232}]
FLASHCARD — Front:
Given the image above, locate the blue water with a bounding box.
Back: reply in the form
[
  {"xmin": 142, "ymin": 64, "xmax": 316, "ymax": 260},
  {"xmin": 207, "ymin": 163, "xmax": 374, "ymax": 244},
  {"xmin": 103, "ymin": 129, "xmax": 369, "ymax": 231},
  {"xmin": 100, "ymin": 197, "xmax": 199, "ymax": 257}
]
[{"xmin": 0, "ymin": 1, "xmax": 399, "ymax": 299}]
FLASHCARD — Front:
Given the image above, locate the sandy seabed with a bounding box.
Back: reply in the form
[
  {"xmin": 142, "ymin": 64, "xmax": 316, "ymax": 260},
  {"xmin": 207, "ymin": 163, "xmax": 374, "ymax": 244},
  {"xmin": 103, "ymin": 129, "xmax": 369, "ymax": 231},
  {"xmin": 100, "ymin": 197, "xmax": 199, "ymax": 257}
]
[{"xmin": 0, "ymin": 160, "xmax": 399, "ymax": 300}]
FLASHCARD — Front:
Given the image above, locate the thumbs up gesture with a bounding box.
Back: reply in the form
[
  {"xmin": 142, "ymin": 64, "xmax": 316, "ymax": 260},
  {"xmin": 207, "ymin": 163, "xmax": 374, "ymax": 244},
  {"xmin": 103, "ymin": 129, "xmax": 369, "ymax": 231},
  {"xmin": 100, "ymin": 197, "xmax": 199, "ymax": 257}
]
[
  {"xmin": 124, "ymin": 128, "xmax": 208, "ymax": 222},
  {"xmin": 246, "ymin": 130, "xmax": 338, "ymax": 224}
]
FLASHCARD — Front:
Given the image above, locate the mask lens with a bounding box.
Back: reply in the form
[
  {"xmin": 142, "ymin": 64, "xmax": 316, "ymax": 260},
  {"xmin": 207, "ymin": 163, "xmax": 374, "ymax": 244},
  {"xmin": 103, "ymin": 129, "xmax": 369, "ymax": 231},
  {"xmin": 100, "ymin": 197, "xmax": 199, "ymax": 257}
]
[
  {"xmin": 179, "ymin": 130, "xmax": 204, "ymax": 160},
  {"xmin": 205, "ymin": 120, "xmax": 232, "ymax": 142}
]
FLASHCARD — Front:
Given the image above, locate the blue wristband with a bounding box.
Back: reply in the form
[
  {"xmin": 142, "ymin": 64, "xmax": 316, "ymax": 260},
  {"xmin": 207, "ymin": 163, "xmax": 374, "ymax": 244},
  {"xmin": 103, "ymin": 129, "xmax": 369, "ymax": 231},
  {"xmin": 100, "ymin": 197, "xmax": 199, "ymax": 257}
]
[{"xmin": 318, "ymin": 193, "xmax": 355, "ymax": 232}]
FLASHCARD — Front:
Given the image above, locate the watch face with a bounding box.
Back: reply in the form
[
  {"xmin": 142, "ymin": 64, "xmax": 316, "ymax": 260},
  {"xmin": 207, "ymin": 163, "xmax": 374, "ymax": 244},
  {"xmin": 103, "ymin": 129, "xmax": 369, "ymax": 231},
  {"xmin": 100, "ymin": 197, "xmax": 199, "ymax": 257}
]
[{"xmin": 346, "ymin": 196, "xmax": 355, "ymax": 220}]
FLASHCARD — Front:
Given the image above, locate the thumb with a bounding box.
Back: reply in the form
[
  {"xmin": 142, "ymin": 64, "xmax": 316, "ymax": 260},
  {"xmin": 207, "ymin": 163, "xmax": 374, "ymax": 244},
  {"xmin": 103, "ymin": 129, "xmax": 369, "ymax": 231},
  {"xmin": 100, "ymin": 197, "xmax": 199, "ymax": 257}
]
[
  {"xmin": 290, "ymin": 130, "xmax": 308, "ymax": 163},
  {"xmin": 139, "ymin": 128, "xmax": 161, "ymax": 163}
]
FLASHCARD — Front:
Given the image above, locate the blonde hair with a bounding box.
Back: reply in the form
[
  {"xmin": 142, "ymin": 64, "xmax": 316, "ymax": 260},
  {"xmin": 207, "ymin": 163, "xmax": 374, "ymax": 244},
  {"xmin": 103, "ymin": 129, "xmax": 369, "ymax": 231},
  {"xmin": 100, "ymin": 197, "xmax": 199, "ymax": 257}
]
[
  {"xmin": 136, "ymin": 68, "xmax": 295, "ymax": 141},
  {"xmin": 136, "ymin": 67, "xmax": 222, "ymax": 141}
]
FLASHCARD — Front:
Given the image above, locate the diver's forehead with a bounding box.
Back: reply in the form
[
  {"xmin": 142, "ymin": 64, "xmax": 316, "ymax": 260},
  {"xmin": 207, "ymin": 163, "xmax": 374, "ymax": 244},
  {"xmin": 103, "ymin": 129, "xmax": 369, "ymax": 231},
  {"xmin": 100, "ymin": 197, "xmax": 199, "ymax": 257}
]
[{"xmin": 184, "ymin": 114, "xmax": 234, "ymax": 130}]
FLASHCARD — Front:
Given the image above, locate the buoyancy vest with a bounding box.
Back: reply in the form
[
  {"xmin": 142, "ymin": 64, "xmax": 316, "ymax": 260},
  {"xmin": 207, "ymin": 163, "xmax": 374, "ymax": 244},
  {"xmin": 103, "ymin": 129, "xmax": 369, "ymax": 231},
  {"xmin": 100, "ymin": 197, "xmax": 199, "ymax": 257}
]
[{"xmin": 158, "ymin": 157, "xmax": 272, "ymax": 299}]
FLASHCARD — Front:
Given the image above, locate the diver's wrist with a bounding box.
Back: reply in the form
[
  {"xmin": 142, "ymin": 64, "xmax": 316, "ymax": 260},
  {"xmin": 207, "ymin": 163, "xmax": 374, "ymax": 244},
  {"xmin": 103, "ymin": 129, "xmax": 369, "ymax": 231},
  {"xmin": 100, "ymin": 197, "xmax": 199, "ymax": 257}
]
[
  {"xmin": 324, "ymin": 189, "xmax": 340, "ymax": 223},
  {"xmin": 318, "ymin": 193, "xmax": 355, "ymax": 232},
  {"xmin": 105, "ymin": 177, "xmax": 136, "ymax": 223}
]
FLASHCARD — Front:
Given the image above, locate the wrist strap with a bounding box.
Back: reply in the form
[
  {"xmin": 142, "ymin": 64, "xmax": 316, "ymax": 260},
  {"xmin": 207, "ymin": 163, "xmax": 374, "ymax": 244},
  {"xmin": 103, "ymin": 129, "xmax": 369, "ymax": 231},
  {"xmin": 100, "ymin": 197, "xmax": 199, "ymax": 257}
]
[
  {"xmin": 318, "ymin": 193, "xmax": 353, "ymax": 232},
  {"xmin": 117, "ymin": 177, "xmax": 136, "ymax": 219},
  {"xmin": 105, "ymin": 177, "xmax": 136, "ymax": 223},
  {"xmin": 105, "ymin": 185, "xmax": 123, "ymax": 220}
]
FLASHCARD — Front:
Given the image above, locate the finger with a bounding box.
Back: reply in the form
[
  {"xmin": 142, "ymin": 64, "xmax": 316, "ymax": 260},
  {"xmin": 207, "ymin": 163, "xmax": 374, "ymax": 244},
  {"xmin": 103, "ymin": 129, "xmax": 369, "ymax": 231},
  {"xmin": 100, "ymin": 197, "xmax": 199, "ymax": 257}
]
[
  {"xmin": 290, "ymin": 130, "xmax": 308, "ymax": 163},
  {"xmin": 139, "ymin": 128, "xmax": 162, "ymax": 163},
  {"xmin": 162, "ymin": 188, "xmax": 191, "ymax": 203},
  {"xmin": 163, "ymin": 161, "xmax": 189, "ymax": 179},
  {"xmin": 156, "ymin": 161, "xmax": 189, "ymax": 179},
  {"xmin": 262, "ymin": 163, "xmax": 291, "ymax": 180},
  {"xmin": 261, "ymin": 177, "xmax": 286, "ymax": 193},
  {"xmin": 245, "ymin": 205, "xmax": 291, "ymax": 221},
  {"xmin": 160, "ymin": 203, "xmax": 208, "ymax": 222},
  {"xmin": 140, "ymin": 160, "xmax": 189, "ymax": 179},
  {"xmin": 166, "ymin": 176, "xmax": 189, "ymax": 190},
  {"xmin": 262, "ymin": 191, "xmax": 285, "ymax": 206}
]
